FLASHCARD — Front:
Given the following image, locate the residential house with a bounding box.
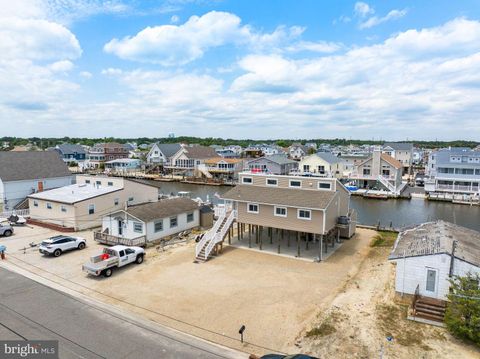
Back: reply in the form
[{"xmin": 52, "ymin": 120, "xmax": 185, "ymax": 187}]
[
  {"xmin": 167, "ymin": 145, "xmax": 218, "ymax": 176},
  {"xmin": 247, "ymin": 154, "xmax": 298, "ymax": 175},
  {"xmin": 100, "ymin": 197, "xmax": 200, "ymax": 243},
  {"xmin": 52, "ymin": 144, "xmax": 86, "ymax": 163},
  {"xmin": 215, "ymin": 148, "xmax": 241, "ymax": 159},
  {"xmin": 87, "ymin": 142, "xmax": 129, "ymax": 168},
  {"xmin": 299, "ymin": 153, "xmax": 345, "ymax": 178},
  {"xmin": 146, "ymin": 143, "xmax": 182, "ymax": 165},
  {"xmin": 105, "ymin": 158, "xmax": 141, "ymax": 172},
  {"xmin": 425, "ymin": 147, "xmax": 480, "ymax": 196},
  {"xmin": 288, "ymin": 143, "xmax": 309, "ymax": 160},
  {"xmin": 382, "ymin": 142, "xmax": 414, "ymax": 174},
  {"xmin": 0, "ymin": 152, "xmax": 73, "ymax": 211},
  {"xmin": 389, "ymin": 221, "xmax": 480, "ymax": 302},
  {"xmin": 350, "ymin": 148, "xmax": 403, "ymax": 193},
  {"xmin": 203, "ymin": 158, "xmax": 244, "ymax": 181},
  {"xmin": 28, "ymin": 175, "xmax": 158, "ymax": 231},
  {"xmin": 339, "ymin": 153, "xmax": 370, "ymax": 174}
]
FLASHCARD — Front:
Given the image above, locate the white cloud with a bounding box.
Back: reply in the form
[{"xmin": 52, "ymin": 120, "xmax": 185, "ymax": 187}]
[
  {"xmin": 359, "ymin": 9, "xmax": 408, "ymax": 29},
  {"xmin": 101, "ymin": 68, "xmax": 124, "ymax": 76},
  {"xmin": 170, "ymin": 15, "xmax": 180, "ymax": 23},
  {"xmin": 49, "ymin": 60, "xmax": 74, "ymax": 72},
  {"xmin": 104, "ymin": 11, "xmax": 341, "ymax": 66},
  {"xmin": 354, "ymin": 2, "xmax": 374, "ymax": 18},
  {"xmin": 79, "ymin": 71, "xmax": 93, "ymax": 79}
]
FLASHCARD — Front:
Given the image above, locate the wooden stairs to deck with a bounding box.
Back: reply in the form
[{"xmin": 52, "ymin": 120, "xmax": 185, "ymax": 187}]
[
  {"xmin": 195, "ymin": 216, "xmax": 230, "ymax": 262},
  {"xmin": 413, "ymin": 296, "xmax": 447, "ymax": 323}
]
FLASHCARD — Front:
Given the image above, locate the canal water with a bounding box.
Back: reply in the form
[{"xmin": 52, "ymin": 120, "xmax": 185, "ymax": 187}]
[{"xmin": 149, "ymin": 181, "xmax": 480, "ymax": 232}]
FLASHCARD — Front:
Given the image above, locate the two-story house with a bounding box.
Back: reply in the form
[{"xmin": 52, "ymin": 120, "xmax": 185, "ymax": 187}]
[
  {"xmin": 53, "ymin": 144, "xmax": 86, "ymax": 163},
  {"xmin": 247, "ymin": 154, "xmax": 298, "ymax": 175},
  {"xmin": 203, "ymin": 158, "xmax": 244, "ymax": 181},
  {"xmin": 425, "ymin": 147, "xmax": 480, "ymax": 196},
  {"xmin": 146, "ymin": 143, "xmax": 182, "ymax": 165},
  {"xmin": 350, "ymin": 149, "xmax": 403, "ymax": 194},
  {"xmin": 166, "ymin": 145, "xmax": 218, "ymax": 176},
  {"xmin": 288, "ymin": 143, "xmax": 309, "ymax": 160},
  {"xmin": 299, "ymin": 153, "xmax": 346, "ymax": 178},
  {"xmin": 382, "ymin": 142, "xmax": 414, "ymax": 175}
]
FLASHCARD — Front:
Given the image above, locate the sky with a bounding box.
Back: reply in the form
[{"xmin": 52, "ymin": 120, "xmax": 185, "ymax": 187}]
[{"xmin": 1, "ymin": 0, "xmax": 480, "ymax": 140}]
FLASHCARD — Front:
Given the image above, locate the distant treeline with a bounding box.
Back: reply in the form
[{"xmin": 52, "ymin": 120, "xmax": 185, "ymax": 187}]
[{"xmin": 0, "ymin": 136, "xmax": 478, "ymax": 150}]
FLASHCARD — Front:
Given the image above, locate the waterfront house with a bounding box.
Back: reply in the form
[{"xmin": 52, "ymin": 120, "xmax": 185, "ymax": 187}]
[
  {"xmin": 247, "ymin": 154, "xmax": 298, "ymax": 175},
  {"xmin": 167, "ymin": 145, "xmax": 218, "ymax": 176},
  {"xmin": 146, "ymin": 143, "xmax": 182, "ymax": 165},
  {"xmin": 299, "ymin": 153, "xmax": 345, "ymax": 178},
  {"xmin": 87, "ymin": 142, "xmax": 129, "ymax": 168},
  {"xmin": 203, "ymin": 158, "xmax": 244, "ymax": 181},
  {"xmin": 28, "ymin": 175, "xmax": 158, "ymax": 231},
  {"xmin": 105, "ymin": 158, "xmax": 141, "ymax": 172},
  {"xmin": 382, "ymin": 142, "xmax": 414, "ymax": 174},
  {"xmin": 350, "ymin": 148, "xmax": 403, "ymax": 194},
  {"xmin": 100, "ymin": 197, "xmax": 200, "ymax": 244},
  {"xmin": 0, "ymin": 152, "xmax": 73, "ymax": 211},
  {"xmin": 389, "ymin": 221, "xmax": 480, "ymax": 314},
  {"xmin": 339, "ymin": 152, "xmax": 370, "ymax": 174},
  {"xmin": 52, "ymin": 144, "xmax": 86, "ymax": 163},
  {"xmin": 425, "ymin": 147, "xmax": 480, "ymax": 196}
]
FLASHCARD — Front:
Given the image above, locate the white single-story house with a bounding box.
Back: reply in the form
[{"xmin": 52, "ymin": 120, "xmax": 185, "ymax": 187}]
[
  {"xmin": 28, "ymin": 176, "xmax": 158, "ymax": 231},
  {"xmin": 101, "ymin": 197, "xmax": 200, "ymax": 242},
  {"xmin": 389, "ymin": 220, "xmax": 480, "ymax": 301}
]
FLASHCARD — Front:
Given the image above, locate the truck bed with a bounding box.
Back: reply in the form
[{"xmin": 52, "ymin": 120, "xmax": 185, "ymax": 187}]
[{"xmin": 83, "ymin": 257, "xmax": 119, "ymax": 273}]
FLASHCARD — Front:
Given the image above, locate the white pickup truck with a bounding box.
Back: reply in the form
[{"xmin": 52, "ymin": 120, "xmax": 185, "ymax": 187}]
[{"xmin": 82, "ymin": 245, "xmax": 145, "ymax": 277}]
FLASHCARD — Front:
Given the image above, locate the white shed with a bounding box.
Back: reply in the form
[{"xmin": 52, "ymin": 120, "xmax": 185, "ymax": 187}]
[{"xmin": 389, "ymin": 221, "xmax": 480, "ymax": 301}]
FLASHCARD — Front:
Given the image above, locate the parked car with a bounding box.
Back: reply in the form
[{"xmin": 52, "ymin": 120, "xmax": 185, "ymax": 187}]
[
  {"xmin": 0, "ymin": 223, "xmax": 13, "ymax": 237},
  {"xmin": 39, "ymin": 235, "xmax": 86, "ymax": 257},
  {"xmin": 82, "ymin": 245, "xmax": 144, "ymax": 278}
]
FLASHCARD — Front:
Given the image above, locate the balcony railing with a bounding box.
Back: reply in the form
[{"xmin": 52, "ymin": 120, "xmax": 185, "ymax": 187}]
[{"xmin": 94, "ymin": 231, "xmax": 147, "ymax": 247}]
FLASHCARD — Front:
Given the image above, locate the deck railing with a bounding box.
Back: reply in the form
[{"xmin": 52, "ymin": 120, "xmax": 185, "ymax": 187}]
[
  {"xmin": 94, "ymin": 231, "xmax": 147, "ymax": 247},
  {"xmin": 0, "ymin": 209, "xmax": 30, "ymax": 218}
]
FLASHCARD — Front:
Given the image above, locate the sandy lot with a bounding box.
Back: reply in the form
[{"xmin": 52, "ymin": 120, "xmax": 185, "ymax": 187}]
[{"xmin": 0, "ymin": 224, "xmax": 373, "ymax": 355}]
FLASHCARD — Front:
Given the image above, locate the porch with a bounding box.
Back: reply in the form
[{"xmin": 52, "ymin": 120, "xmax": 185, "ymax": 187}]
[{"xmin": 93, "ymin": 231, "xmax": 147, "ymax": 247}]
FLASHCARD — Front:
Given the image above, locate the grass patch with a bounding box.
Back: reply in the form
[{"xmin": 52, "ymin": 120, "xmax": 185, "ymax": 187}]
[
  {"xmin": 305, "ymin": 311, "xmax": 344, "ymax": 338},
  {"xmin": 370, "ymin": 231, "xmax": 398, "ymax": 248}
]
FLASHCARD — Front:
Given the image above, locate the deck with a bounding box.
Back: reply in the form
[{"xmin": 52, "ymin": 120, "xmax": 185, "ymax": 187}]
[{"xmin": 94, "ymin": 232, "xmax": 147, "ymax": 247}]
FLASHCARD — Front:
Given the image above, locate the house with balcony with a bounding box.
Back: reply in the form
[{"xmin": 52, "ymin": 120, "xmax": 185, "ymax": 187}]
[
  {"xmin": 105, "ymin": 158, "xmax": 141, "ymax": 172},
  {"xmin": 288, "ymin": 143, "xmax": 309, "ymax": 160},
  {"xmin": 166, "ymin": 145, "xmax": 218, "ymax": 176},
  {"xmin": 195, "ymin": 172, "xmax": 355, "ymax": 262},
  {"xmin": 339, "ymin": 152, "xmax": 370, "ymax": 174},
  {"xmin": 146, "ymin": 143, "xmax": 182, "ymax": 165},
  {"xmin": 203, "ymin": 158, "xmax": 244, "ymax": 181},
  {"xmin": 52, "ymin": 144, "xmax": 86, "ymax": 163},
  {"xmin": 299, "ymin": 153, "xmax": 345, "ymax": 178},
  {"xmin": 87, "ymin": 142, "xmax": 129, "ymax": 169},
  {"xmin": 349, "ymin": 149, "xmax": 403, "ymax": 194},
  {"xmin": 425, "ymin": 148, "xmax": 480, "ymax": 196},
  {"xmin": 247, "ymin": 154, "xmax": 298, "ymax": 175},
  {"xmin": 382, "ymin": 142, "xmax": 414, "ymax": 175}
]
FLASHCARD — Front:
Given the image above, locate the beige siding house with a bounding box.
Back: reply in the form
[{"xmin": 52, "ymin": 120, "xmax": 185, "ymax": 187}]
[
  {"xmin": 28, "ymin": 175, "xmax": 158, "ymax": 231},
  {"xmin": 299, "ymin": 153, "xmax": 345, "ymax": 178}
]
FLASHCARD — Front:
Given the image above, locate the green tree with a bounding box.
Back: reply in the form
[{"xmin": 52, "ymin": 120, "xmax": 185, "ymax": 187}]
[{"xmin": 445, "ymin": 273, "xmax": 480, "ymax": 346}]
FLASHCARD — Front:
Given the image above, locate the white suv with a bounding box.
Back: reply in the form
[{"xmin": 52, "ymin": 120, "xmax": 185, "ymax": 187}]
[{"xmin": 39, "ymin": 235, "xmax": 86, "ymax": 257}]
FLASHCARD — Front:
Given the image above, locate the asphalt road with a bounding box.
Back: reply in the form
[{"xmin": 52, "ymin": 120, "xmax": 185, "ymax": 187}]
[{"xmin": 0, "ymin": 267, "xmax": 239, "ymax": 359}]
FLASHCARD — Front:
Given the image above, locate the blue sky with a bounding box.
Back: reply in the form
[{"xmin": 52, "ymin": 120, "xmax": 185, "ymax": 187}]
[{"xmin": 1, "ymin": 0, "xmax": 480, "ymax": 140}]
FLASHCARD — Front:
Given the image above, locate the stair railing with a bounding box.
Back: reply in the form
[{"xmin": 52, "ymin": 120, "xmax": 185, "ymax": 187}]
[
  {"xmin": 203, "ymin": 210, "xmax": 237, "ymax": 260},
  {"xmin": 195, "ymin": 212, "xmax": 225, "ymax": 258}
]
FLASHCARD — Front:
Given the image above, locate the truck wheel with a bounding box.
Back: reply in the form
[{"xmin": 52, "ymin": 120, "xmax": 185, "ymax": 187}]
[
  {"xmin": 103, "ymin": 268, "xmax": 113, "ymax": 277},
  {"xmin": 53, "ymin": 249, "xmax": 62, "ymax": 257},
  {"xmin": 3, "ymin": 230, "xmax": 12, "ymax": 237},
  {"xmin": 78, "ymin": 242, "xmax": 86, "ymax": 250},
  {"xmin": 135, "ymin": 254, "xmax": 144, "ymax": 264}
]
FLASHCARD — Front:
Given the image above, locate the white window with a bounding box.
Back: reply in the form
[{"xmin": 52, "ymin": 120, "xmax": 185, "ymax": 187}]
[
  {"xmin": 133, "ymin": 222, "xmax": 143, "ymax": 233},
  {"xmin": 297, "ymin": 209, "xmax": 311, "ymax": 220},
  {"xmin": 187, "ymin": 212, "xmax": 194, "ymax": 223},
  {"xmin": 289, "ymin": 180, "xmax": 302, "ymax": 188},
  {"xmin": 88, "ymin": 204, "xmax": 95, "ymax": 215},
  {"xmin": 114, "ymin": 198, "xmax": 119, "ymax": 206},
  {"xmin": 247, "ymin": 203, "xmax": 259, "ymax": 213},
  {"xmin": 46, "ymin": 202, "xmax": 52, "ymax": 209},
  {"xmin": 274, "ymin": 206, "xmax": 287, "ymax": 217},
  {"xmin": 318, "ymin": 182, "xmax": 331, "ymax": 190},
  {"xmin": 33, "ymin": 200, "xmax": 38, "ymax": 207},
  {"xmin": 61, "ymin": 205, "xmax": 67, "ymax": 213},
  {"xmin": 242, "ymin": 177, "xmax": 253, "ymax": 184},
  {"xmin": 154, "ymin": 220, "xmax": 163, "ymax": 232},
  {"xmin": 266, "ymin": 178, "xmax": 278, "ymax": 186}
]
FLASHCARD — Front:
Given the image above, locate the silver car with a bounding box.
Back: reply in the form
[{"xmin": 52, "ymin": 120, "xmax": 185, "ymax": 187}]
[
  {"xmin": 0, "ymin": 223, "xmax": 13, "ymax": 237},
  {"xmin": 39, "ymin": 235, "xmax": 86, "ymax": 257}
]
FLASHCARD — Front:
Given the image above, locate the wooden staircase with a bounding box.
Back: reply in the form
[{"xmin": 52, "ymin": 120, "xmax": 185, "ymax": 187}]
[
  {"xmin": 195, "ymin": 211, "xmax": 235, "ymax": 262},
  {"xmin": 413, "ymin": 296, "xmax": 446, "ymax": 323}
]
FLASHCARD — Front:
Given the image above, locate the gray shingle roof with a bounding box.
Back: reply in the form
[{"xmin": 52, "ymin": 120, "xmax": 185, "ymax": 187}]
[
  {"xmin": 315, "ymin": 152, "xmax": 342, "ymax": 164},
  {"xmin": 56, "ymin": 144, "xmax": 86, "ymax": 155},
  {"xmin": 383, "ymin": 142, "xmax": 414, "ymax": 151},
  {"xmin": 248, "ymin": 154, "xmax": 297, "ymax": 166},
  {"xmin": 0, "ymin": 151, "xmax": 72, "ymax": 182},
  {"xmin": 157, "ymin": 143, "xmax": 182, "ymax": 158},
  {"xmin": 221, "ymin": 184, "xmax": 335, "ymax": 210},
  {"xmin": 126, "ymin": 197, "xmax": 199, "ymax": 222},
  {"xmin": 389, "ymin": 220, "xmax": 480, "ymax": 267},
  {"xmin": 184, "ymin": 146, "xmax": 218, "ymax": 159}
]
